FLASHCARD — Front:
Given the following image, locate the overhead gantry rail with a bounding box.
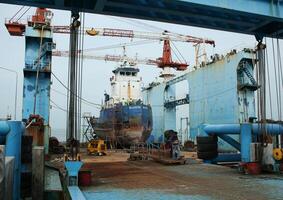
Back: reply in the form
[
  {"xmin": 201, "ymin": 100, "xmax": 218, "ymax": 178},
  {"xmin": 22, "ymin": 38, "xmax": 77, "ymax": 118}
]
[{"xmin": 0, "ymin": 0, "xmax": 283, "ymax": 39}]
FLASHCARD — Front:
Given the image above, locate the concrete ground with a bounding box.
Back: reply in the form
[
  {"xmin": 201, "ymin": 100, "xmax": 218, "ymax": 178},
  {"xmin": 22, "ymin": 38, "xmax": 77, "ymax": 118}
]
[{"xmin": 80, "ymin": 151, "xmax": 283, "ymax": 200}]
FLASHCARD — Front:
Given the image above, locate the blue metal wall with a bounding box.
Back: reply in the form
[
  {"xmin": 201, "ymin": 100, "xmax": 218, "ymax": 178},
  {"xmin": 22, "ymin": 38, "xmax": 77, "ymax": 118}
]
[
  {"xmin": 143, "ymin": 83, "xmax": 176, "ymax": 142},
  {"xmin": 22, "ymin": 27, "xmax": 52, "ymax": 123},
  {"xmin": 143, "ymin": 50, "xmax": 256, "ymax": 151},
  {"xmin": 22, "ymin": 26, "xmax": 53, "ymax": 152}
]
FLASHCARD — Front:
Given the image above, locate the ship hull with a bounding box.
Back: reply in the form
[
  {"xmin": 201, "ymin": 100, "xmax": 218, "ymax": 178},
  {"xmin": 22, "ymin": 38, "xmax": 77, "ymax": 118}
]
[{"xmin": 91, "ymin": 103, "xmax": 152, "ymax": 147}]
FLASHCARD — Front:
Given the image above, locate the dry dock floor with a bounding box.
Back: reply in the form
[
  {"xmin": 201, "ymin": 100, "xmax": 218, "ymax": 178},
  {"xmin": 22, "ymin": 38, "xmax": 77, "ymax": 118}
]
[{"xmin": 80, "ymin": 151, "xmax": 283, "ymax": 200}]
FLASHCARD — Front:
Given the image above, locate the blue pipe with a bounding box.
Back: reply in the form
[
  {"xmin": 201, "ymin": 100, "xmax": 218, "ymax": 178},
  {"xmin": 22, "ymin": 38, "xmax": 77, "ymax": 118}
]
[
  {"xmin": 203, "ymin": 123, "xmax": 283, "ymax": 163},
  {"xmin": 203, "ymin": 123, "xmax": 283, "ymax": 136},
  {"xmin": 203, "ymin": 124, "xmax": 240, "ymax": 135},
  {"xmin": 240, "ymin": 123, "xmax": 252, "ymax": 162},
  {"xmin": 0, "ymin": 121, "xmax": 11, "ymax": 144},
  {"xmin": 0, "ymin": 121, "xmax": 11, "ymax": 135}
]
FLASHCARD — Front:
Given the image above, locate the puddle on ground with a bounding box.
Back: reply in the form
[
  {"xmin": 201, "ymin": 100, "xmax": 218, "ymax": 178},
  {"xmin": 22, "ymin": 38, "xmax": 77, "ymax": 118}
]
[{"xmin": 84, "ymin": 189, "xmax": 213, "ymax": 200}]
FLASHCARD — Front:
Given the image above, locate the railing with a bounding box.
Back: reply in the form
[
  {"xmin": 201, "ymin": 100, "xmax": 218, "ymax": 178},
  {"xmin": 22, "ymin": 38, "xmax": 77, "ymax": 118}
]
[
  {"xmin": 164, "ymin": 94, "xmax": 190, "ymax": 108},
  {"xmin": 25, "ymin": 60, "xmax": 51, "ymax": 70}
]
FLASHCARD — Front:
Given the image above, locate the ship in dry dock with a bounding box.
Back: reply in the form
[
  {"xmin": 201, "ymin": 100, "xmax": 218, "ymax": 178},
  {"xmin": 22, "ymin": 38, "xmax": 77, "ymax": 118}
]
[{"xmin": 90, "ymin": 65, "xmax": 152, "ymax": 147}]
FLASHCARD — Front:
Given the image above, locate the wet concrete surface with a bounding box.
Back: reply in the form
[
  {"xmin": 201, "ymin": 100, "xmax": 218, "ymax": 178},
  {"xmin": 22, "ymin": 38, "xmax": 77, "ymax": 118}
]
[{"xmin": 81, "ymin": 151, "xmax": 283, "ymax": 200}]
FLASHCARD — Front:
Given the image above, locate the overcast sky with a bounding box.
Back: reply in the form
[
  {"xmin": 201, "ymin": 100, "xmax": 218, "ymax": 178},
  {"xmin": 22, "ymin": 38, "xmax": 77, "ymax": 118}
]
[{"xmin": 0, "ymin": 4, "xmax": 282, "ymax": 139}]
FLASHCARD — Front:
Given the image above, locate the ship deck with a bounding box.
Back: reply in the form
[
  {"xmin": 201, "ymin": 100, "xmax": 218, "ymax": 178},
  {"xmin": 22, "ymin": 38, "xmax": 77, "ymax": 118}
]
[{"xmin": 79, "ymin": 151, "xmax": 283, "ymax": 200}]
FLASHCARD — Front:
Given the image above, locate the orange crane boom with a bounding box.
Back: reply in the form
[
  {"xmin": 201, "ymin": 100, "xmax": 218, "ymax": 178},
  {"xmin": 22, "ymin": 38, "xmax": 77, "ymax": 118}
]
[{"xmin": 85, "ymin": 28, "xmax": 215, "ymax": 46}]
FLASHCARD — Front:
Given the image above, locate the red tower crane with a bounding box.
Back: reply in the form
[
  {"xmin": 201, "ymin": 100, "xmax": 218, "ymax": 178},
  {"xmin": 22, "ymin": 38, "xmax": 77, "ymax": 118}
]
[
  {"xmin": 5, "ymin": 7, "xmax": 53, "ymax": 36},
  {"xmin": 5, "ymin": 7, "xmax": 215, "ymax": 72},
  {"xmin": 85, "ymin": 28, "xmax": 215, "ymax": 71}
]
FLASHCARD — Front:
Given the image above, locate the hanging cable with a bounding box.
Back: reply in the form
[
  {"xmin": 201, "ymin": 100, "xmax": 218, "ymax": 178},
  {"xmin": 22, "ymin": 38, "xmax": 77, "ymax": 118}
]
[
  {"xmin": 277, "ymin": 38, "xmax": 283, "ymax": 121},
  {"xmin": 109, "ymin": 16, "xmax": 164, "ymax": 32},
  {"xmin": 82, "ymin": 40, "xmax": 158, "ymax": 52},
  {"xmin": 50, "ymin": 98, "xmax": 93, "ymax": 115},
  {"xmin": 10, "ymin": 6, "xmax": 25, "ymax": 21},
  {"xmin": 51, "ymin": 71, "xmax": 101, "ymax": 107},
  {"xmin": 50, "ymin": 99, "xmax": 68, "ymax": 112},
  {"xmin": 277, "ymin": 38, "xmax": 283, "ymax": 87},
  {"xmin": 171, "ymin": 46, "xmax": 182, "ymax": 63},
  {"xmin": 272, "ymin": 38, "xmax": 280, "ymax": 120},
  {"xmin": 264, "ymin": 37, "xmax": 273, "ymax": 120},
  {"xmin": 51, "ymin": 88, "xmax": 100, "ymax": 109},
  {"xmin": 171, "ymin": 41, "xmax": 187, "ymax": 63},
  {"xmin": 16, "ymin": 7, "xmax": 31, "ymax": 21}
]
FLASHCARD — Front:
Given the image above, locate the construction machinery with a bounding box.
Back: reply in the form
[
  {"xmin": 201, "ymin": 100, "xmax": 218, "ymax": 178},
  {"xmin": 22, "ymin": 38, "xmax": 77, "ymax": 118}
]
[{"xmin": 87, "ymin": 139, "xmax": 107, "ymax": 156}]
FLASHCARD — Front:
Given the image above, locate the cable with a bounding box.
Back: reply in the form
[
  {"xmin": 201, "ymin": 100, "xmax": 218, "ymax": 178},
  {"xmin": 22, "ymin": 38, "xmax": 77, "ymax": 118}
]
[
  {"xmin": 10, "ymin": 6, "xmax": 25, "ymax": 21},
  {"xmin": 51, "ymin": 71, "xmax": 101, "ymax": 107},
  {"xmin": 16, "ymin": 7, "xmax": 31, "ymax": 21},
  {"xmin": 276, "ymin": 38, "xmax": 283, "ymax": 121},
  {"xmin": 50, "ymin": 98, "xmax": 68, "ymax": 112},
  {"xmin": 171, "ymin": 46, "xmax": 182, "ymax": 63},
  {"xmin": 110, "ymin": 16, "xmax": 164, "ymax": 32},
  {"xmin": 265, "ymin": 38, "xmax": 273, "ymax": 120},
  {"xmin": 272, "ymin": 38, "xmax": 280, "ymax": 120},
  {"xmin": 82, "ymin": 40, "xmax": 158, "ymax": 52},
  {"xmin": 277, "ymin": 38, "xmax": 283, "ymax": 87},
  {"xmin": 51, "ymin": 88, "xmax": 100, "ymax": 109},
  {"xmin": 171, "ymin": 41, "xmax": 187, "ymax": 63}
]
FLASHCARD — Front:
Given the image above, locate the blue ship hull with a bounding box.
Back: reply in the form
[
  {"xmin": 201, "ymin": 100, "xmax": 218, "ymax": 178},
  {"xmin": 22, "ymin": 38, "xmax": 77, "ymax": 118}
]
[{"xmin": 91, "ymin": 103, "xmax": 152, "ymax": 147}]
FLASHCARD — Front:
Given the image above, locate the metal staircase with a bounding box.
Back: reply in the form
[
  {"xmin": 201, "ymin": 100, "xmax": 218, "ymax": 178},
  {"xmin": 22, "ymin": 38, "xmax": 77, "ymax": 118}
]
[{"xmin": 242, "ymin": 67, "xmax": 257, "ymax": 86}]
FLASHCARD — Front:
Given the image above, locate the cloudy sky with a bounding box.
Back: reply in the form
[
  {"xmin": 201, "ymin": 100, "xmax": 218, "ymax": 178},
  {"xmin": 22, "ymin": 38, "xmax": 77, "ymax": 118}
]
[{"xmin": 0, "ymin": 4, "xmax": 282, "ymax": 140}]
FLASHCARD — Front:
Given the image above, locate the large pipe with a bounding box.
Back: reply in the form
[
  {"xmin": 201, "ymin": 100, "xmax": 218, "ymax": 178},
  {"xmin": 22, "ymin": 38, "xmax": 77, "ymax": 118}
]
[
  {"xmin": 0, "ymin": 121, "xmax": 11, "ymax": 135},
  {"xmin": 203, "ymin": 123, "xmax": 283, "ymax": 136},
  {"xmin": 0, "ymin": 121, "xmax": 10, "ymax": 144}
]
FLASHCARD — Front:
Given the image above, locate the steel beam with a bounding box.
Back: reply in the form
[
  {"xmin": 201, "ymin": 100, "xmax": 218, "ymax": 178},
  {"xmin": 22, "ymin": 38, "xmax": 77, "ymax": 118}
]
[
  {"xmin": 32, "ymin": 146, "xmax": 44, "ymax": 200},
  {"xmin": 0, "ymin": 0, "xmax": 283, "ymax": 38},
  {"xmin": 68, "ymin": 186, "xmax": 86, "ymax": 200}
]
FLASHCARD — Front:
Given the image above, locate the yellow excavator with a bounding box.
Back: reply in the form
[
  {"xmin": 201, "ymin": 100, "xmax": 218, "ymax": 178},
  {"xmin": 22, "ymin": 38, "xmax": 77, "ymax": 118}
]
[{"xmin": 87, "ymin": 139, "xmax": 107, "ymax": 156}]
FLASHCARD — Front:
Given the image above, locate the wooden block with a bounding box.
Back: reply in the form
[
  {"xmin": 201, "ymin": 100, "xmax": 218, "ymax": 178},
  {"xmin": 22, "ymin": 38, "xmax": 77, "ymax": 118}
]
[{"xmin": 32, "ymin": 146, "xmax": 44, "ymax": 200}]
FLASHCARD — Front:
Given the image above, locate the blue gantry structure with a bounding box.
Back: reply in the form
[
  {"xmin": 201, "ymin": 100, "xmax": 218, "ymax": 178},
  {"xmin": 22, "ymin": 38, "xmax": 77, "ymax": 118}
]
[
  {"xmin": 0, "ymin": 0, "xmax": 283, "ymax": 39},
  {"xmin": 143, "ymin": 49, "xmax": 258, "ymax": 151}
]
